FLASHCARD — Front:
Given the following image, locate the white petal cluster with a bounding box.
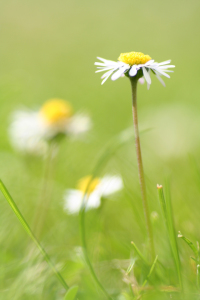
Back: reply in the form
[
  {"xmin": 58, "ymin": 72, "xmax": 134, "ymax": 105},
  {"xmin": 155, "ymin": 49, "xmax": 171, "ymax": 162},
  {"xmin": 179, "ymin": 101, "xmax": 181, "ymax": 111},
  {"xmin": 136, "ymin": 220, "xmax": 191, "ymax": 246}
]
[
  {"xmin": 63, "ymin": 175, "xmax": 123, "ymax": 214},
  {"xmin": 9, "ymin": 109, "xmax": 91, "ymax": 155},
  {"xmin": 95, "ymin": 57, "xmax": 175, "ymax": 89}
]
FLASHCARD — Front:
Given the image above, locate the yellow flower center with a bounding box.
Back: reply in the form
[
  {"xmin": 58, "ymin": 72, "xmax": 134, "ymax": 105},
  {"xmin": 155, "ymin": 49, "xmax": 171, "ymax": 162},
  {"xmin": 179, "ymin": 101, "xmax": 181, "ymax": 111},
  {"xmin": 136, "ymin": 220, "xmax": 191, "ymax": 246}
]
[
  {"xmin": 118, "ymin": 52, "xmax": 151, "ymax": 66},
  {"xmin": 77, "ymin": 176, "xmax": 100, "ymax": 195},
  {"xmin": 40, "ymin": 99, "xmax": 73, "ymax": 124}
]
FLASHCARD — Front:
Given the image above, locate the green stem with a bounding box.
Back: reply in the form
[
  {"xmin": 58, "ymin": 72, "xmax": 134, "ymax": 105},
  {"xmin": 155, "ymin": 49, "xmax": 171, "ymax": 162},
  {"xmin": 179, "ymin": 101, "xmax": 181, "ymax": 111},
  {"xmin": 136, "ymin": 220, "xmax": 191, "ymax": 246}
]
[
  {"xmin": 0, "ymin": 179, "xmax": 69, "ymax": 291},
  {"xmin": 129, "ymin": 76, "xmax": 155, "ymax": 260}
]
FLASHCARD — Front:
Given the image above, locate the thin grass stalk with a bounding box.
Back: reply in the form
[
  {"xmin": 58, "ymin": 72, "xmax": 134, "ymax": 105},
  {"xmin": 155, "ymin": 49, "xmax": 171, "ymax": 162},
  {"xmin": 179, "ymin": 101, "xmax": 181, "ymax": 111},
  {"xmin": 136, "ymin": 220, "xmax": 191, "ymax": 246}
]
[
  {"xmin": 131, "ymin": 241, "xmax": 149, "ymax": 266},
  {"xmin": 142, "ymin": 255, "xmax": 158, "ymax": 288},
  {"xmin": 0, "ymin": 179, "xmax": 69, "ymax": 291},
  {"xmin": 129, "ymin": 76, "xmax": 155, "ymax": 260},
  {"xmin": 157, "ymin": 184, "xmax": 182, "ymax": 290}
]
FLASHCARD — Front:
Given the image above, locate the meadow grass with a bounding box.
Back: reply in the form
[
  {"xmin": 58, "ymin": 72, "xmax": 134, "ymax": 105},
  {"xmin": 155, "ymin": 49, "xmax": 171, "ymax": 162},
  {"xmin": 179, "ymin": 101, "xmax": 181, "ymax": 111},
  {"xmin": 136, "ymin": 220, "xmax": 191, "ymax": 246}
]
[{"xmin": 0, "ymin": 0, "xmax": 200, "ymax": 299}]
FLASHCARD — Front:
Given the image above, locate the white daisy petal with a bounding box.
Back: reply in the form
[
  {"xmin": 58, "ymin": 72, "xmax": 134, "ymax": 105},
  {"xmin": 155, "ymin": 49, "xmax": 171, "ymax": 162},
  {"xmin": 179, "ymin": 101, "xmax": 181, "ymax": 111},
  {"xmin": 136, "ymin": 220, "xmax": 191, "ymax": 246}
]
[
  {"xmin": 96, "ymin": 57, "xmax": 118, "ymax": 67},
  {"xmin": 94, "ymin": 62, "xmax": 107, "ymax": 67},
  {"xmin": 158, "ymin": 60, "xmax": 171, "ymax": 66},
  {"xmin": 142, "ymin": 67, "xmax": 151, "ymax": 85},
  {"xmin": 86, "ymin": 191, "xmax": 101, "ymax": 209},
  {"xmin": 101, "ymin": 71, "xmax": 115, "ymax": 84},
  {"xmin": 66, "ymin": 114, "xmax": 92, "ymax": 136},
  {"xmin": 155, "ymin": 73, "xmax": 166, "ymax": 87},
  {"xmin": 101, "ymin": 68, "xmax": 119, "ymax": 84},
  {"xmin": 144, "ymin": 59, "xmax": 155, "ymax": 66},
  {"xmin": 95, "ymin": 67, "xmax": 115, "ymax": 73},
  {"xmin": 159, "ymin": 65, "xmax": 175, "ymax": 69},
  {"xmin": 63, "ymin": 189, "xmax": 83, "ymax": 214},
  {"xmin": 63, "ymin": 189, "xmax": 101, "ymax": 214},
  {"xmin": 155, "ymin": 69, "xmax": 170, "ymax": 78},
  {"xmin": 111, "ymin": 66, "xmax": 129, "ymax": 81},
  {"xmin": 9, "ymin": 110, "xmax": 48, "ymax": 155},
  {"xmin": 129, "ymin": 65, "xmax": 138, "ymax": 76},
  {"xmin": 101, "ymin": 68, "xmax": 116, "ymax": 79},
  {"xmin": 96, "ymin": 175, "xmax": 123, "ymax": 197}
]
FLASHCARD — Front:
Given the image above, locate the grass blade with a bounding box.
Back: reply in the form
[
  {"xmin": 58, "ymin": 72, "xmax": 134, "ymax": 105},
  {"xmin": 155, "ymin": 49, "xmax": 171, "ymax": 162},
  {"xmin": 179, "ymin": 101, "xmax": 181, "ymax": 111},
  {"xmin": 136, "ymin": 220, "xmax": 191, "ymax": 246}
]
[
  {"xmin": 0, "ymin": 179, "xmax": 69, "ymax": 291},
  {"xmin": 64, "ymin": 285, "xmax": 79, "ymax": 300},
  {"xmin": 142, "ymin": 255, "xmax": 158, "ymax": 287},
  {"xmin": 157, "ymin": 184, "xmax": 167, "ymax": 225},
  {"xmin": 157, "ymin": 184, "xmax": 182, "ymax": 290},
  {"xmin": 131, "ymin": 241, "xmax": 149, "ymax": 266},
  {"xmin": 178, "ymin": 231, "xmax": 198, "ymax": 257}
]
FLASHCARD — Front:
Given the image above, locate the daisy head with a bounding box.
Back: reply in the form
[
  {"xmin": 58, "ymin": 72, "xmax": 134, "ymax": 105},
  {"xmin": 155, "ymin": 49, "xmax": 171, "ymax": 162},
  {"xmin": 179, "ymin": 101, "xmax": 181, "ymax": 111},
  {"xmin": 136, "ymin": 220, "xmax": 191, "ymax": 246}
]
[
  {"xmin": 9, "ymin": 98, "xmax": 91, "ymax": 155},
  {"xmin": 40, "ymin": 99, "xmax": 73, "ymax": 128},
  {"xmin": 95, "ymin": 51, "xmax": 175, "ymax": 89},
  {"xmin": 63, "ymin": 174, "xmax": 123, "ymax": 214}
]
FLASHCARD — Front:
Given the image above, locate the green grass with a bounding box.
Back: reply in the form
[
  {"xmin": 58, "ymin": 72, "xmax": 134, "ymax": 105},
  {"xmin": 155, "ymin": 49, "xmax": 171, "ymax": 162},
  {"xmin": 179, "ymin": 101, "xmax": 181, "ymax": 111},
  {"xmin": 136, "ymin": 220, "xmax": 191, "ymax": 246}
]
[{"xmin": 0, "ymin": 0, "xmax": 200, "ymax": 299}]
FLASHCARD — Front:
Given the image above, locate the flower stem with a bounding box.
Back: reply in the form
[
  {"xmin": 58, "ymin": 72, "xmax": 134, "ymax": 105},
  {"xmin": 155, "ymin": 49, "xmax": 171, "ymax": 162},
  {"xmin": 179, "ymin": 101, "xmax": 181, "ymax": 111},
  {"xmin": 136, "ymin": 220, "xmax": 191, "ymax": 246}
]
[{"xmin": 129, "ymin": 76, "xmax": 155, "ymax": 260}]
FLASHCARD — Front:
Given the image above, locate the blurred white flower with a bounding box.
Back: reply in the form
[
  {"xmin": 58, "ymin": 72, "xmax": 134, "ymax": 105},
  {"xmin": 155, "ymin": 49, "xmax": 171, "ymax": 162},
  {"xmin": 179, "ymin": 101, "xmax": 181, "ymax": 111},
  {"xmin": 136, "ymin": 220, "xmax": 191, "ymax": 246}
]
[
  {"xmin": 9, "ymin": 99, "xmax": 91, "ymax": 155},
  {"xmin": 64, "ymin": 175, "xmax": 123, "ymax": 214},
  {"xmin": 95, "ymin": 51, "xmax": 175, "ymax": 89}
]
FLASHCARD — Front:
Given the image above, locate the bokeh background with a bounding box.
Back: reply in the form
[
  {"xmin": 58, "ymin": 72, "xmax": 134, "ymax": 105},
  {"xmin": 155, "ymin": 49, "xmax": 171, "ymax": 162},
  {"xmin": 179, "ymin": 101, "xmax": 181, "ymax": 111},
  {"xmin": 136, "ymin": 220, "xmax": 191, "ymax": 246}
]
[{"xmin": 0, "ymin": 0, "xmax": 200, "ymax": 299}]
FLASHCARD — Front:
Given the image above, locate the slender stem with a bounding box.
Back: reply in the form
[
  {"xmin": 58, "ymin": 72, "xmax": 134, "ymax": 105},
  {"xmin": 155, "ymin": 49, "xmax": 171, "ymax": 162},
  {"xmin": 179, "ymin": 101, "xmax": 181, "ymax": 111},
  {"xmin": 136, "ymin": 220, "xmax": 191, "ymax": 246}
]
[{"xmin": 129, "ymin": 76, "xmax": 155, "ymax": 260}]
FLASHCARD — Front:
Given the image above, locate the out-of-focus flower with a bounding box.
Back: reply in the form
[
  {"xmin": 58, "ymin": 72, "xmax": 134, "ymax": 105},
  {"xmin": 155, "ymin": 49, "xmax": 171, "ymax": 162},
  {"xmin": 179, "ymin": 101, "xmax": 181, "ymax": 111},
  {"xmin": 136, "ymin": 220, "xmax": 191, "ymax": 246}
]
[
  {"xmin": 64, "ymin": 175, "xmax": 123, "ymax": 214},
  {"xmin": 9, "ymin": 98, "xmax": 91, "ymax": 155},
  {"xmin": 95, "ymin": 51, "xmax": 175, "ymax": 89}
]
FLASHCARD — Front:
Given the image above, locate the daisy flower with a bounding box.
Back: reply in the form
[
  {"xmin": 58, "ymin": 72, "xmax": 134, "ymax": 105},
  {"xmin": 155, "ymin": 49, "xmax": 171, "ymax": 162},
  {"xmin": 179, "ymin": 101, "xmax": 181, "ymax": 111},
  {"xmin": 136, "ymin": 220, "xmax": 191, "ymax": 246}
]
[
  {"xmin": 9, "ymin": 98, "xmax": 91, "ymax": 155},
  {"xmin": 95, "ymin": 51, "xmax": 175, "ymax": 89},
  {"xmin": 64, "ymin": 175, "xmax": 123, "ymax": 214}
]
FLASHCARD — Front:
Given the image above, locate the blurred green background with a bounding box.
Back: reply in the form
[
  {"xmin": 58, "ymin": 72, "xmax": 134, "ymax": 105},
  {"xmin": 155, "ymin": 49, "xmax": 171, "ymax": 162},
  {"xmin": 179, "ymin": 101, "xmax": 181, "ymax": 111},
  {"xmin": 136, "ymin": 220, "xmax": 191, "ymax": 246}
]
[{"xmin": 1, "ymin": 0, "xmax": 200, "ymax": 299}]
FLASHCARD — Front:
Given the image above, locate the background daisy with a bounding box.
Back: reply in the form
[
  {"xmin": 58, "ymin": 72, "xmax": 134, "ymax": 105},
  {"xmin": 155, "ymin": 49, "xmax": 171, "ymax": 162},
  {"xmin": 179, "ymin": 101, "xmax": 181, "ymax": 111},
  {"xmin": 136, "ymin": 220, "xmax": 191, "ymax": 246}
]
[
  {"xmin": 64, "ymin": 175, "xmax": 123, "ymax": 214},
  {"xmin": 9, "ymin": 99, "xmax": 91, "ymax": 155}
]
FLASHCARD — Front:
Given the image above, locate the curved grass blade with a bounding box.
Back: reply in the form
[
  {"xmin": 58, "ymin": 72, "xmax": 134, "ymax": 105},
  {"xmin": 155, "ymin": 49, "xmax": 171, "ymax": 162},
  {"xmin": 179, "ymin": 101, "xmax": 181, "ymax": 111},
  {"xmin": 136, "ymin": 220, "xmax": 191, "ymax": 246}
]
[
  {"xmin": 0, "ymin": 180, "xmax": 69, "ymax": 291},
  {"xmin": 64, "ymin": 285, "xmax": 78, "ymax": 300},
  {"xmin": 178, "ymin": 231, "xmax": 198, "ymax": 257},
  {"xmin": 181, "ymin": 235, "xmax": 200, "ymax": 289}
]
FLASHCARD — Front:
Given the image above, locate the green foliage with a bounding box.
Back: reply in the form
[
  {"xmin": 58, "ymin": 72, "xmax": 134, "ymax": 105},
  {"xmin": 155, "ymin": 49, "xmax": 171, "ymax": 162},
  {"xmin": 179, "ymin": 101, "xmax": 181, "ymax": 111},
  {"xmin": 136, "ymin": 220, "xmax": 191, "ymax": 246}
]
[{"xmin": 0, "ymin": 180, "xmax": 69, "ymax": 291}]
